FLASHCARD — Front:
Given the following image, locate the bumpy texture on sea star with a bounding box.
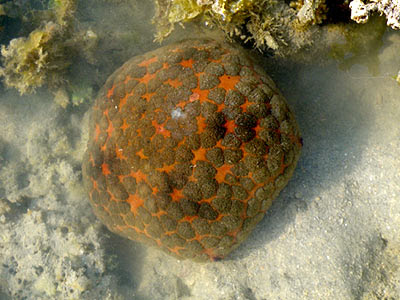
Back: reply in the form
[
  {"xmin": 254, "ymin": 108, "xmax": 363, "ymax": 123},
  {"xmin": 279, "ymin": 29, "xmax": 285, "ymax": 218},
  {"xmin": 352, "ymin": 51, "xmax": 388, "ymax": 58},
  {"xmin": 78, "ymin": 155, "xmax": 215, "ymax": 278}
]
[{"xmin": 82, "ymin": 39, "xmax": 302, "ymax": 262}]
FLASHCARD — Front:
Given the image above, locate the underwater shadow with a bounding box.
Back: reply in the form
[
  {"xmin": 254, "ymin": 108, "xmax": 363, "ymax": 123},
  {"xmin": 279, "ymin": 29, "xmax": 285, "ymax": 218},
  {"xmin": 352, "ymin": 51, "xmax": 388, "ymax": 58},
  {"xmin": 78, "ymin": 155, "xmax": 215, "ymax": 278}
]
[
  {"xmin": 102, "ymin": 227, "xmax": 146, "ymax": 297},
  {"xmin": 227, "ymin": 56, "xmax": 375, "ymax": 260}
]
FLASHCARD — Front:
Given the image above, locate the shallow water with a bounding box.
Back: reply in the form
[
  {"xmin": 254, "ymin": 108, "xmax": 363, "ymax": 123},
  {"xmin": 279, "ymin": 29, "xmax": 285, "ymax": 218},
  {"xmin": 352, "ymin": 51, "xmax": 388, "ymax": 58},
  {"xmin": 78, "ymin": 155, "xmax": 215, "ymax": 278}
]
[{"xmin": 0, "ymin": 1, "xmax": 400, "ymax": 299}]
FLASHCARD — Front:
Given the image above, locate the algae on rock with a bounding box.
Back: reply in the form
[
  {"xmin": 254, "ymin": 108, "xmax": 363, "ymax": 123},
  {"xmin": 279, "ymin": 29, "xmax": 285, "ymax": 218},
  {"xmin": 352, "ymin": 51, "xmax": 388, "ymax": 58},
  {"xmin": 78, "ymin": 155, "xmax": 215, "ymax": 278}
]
[
  {"xmin": 0, "ymin": 22, "xmax": 71, "ymax": 94},
  {"xmin": 153, "ymin": 0, "xmax": 316, "ymax": 55},
  {"xmin": 0, "ymin": 0, "xmax": 97, "ymax": 96},
  {"xmin": 291, "ymin": 0, "xmax": 329, "ymax": 26},
  {"xmin": 152, "ymin": 0, "xmax": 400, "ymax": 59}
]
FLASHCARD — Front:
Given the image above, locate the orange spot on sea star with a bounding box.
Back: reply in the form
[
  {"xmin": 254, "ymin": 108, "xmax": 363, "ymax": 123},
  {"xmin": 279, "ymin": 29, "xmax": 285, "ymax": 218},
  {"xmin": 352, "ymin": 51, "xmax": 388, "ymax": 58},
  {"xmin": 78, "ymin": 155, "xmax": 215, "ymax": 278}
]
[
  {"xmin": 102, "ymin": 163, "xmax": 111, "ymax": 175},
  {"xmin": 165, "ymin": 78, "xmax": 182, "ymax": 88},
  {"xmin": 180, "ymin": 59, "xmax": 193, "ymax": 68},
  {"xmin": 138, "ymin": 56, "xmax": 158, "ymax": 67},
  {"xmin": 218, "ymin": 74, "xmax": 241, "ymax": 91},
  {"xmin": 138, "ymin": 72, "xmax": 156, "ymax": 85},
  {"xmin": 127, "ymin": 194, "xmax": 144, "ymax": 216}
]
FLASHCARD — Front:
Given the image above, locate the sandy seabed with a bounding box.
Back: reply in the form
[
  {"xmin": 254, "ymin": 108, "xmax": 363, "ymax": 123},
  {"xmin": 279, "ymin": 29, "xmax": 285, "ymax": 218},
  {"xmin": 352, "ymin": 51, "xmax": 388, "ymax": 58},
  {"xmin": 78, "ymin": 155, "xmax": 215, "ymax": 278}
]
[{"xmin": 0, "ymin": 1, "xmax": 399, "ymax": 299}]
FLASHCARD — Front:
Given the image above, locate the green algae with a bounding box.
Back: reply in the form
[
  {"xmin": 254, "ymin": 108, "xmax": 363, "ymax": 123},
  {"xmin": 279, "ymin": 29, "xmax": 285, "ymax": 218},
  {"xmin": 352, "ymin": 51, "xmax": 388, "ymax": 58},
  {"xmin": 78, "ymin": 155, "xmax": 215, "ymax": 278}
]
[
  {"xmin": 0, "ymin": 0, "xmax": 76, "ymax": 94},
  {"xmin": 70, "ymin": 84, "xmax": 94, "ymax": 106},
  {"xmin": 0, "ymin": 0, "xmax": 98, "ymax": 96},
  {"xmin": 0, "ymin": 22, "xmax": 71, "ymax": 95},
  {"xmin": 49, "ymin": 0, "xmax": 77, "ymax": 27}
]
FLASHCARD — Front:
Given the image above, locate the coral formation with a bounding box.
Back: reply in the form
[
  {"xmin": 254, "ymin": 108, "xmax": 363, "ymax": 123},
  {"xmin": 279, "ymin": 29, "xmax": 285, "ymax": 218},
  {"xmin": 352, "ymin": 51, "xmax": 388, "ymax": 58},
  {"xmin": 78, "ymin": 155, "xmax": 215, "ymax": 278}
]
[
  {"xmin": 350, "ymin": 0, "xmax": 400, "ymax": 29},
  {"xmin": 82, "ymin": 39, "xmax": 302, "ymax": 262}
]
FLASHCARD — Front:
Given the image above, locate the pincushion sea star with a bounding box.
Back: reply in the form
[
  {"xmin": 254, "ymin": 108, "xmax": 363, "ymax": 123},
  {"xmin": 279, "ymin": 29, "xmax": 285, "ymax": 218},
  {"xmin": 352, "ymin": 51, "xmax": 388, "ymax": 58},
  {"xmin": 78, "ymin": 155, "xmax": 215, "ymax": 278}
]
[{"xmin": 82, "ymin": 39, "xmax": 302, "ymax": 262}]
